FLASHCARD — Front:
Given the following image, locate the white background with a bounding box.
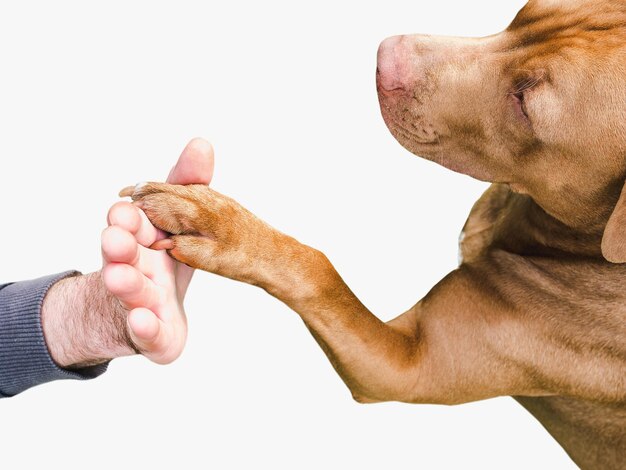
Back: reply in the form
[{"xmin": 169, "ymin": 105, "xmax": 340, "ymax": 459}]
[{"xmin": 0, "ymin": 1, "xmax": 576, "ymax": 468}]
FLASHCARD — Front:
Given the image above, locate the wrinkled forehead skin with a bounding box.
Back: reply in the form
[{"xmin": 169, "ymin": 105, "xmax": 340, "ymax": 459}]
[{"xmin": 505, "ymin": 0, "xmax": 626, "ymax": 156}]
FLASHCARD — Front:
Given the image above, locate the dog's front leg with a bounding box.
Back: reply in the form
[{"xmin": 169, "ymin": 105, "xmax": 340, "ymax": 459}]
[
  {"xmin": 120, "ymin": 182, "xmax": 424, "ymax": 402},
  {"xmin": 122, "ymin": 183, "xmax": 625, "ymax": 405}
]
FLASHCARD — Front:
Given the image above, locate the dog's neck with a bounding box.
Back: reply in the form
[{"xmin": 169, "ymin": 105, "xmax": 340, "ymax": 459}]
[
  {"xmin": 504, "ymin": 183, "xmax": 621, "ymax": 260},
  {"xmin": 523, "ymin": 167, "xmax": 619, "ymax": 224}
]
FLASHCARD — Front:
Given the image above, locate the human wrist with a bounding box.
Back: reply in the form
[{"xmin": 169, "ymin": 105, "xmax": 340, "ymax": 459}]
[{"xmin": 41, "ymin": 271, "xmax": 137, "ymax": 368}]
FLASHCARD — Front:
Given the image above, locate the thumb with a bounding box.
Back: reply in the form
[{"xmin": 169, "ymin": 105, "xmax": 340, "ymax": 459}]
[
  {"xmin": 165, "ymin": 137, "xmax": 215, "ymax": 293},
  {"xmin": 167, "ymin": 137, "xmax": 215, "ymax": 185}
]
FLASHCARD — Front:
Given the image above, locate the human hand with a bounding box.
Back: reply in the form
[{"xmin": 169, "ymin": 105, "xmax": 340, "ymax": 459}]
[{"xmin": 41, "ymin": 138, "xmax": 214, "ymax": 367}]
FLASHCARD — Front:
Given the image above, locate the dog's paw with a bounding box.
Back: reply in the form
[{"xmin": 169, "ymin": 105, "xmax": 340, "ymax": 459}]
[
  {"xmin": 119, "ymin": 182, "xmax": 270, "ymax": 279},
  {"xmin": 120, "ymin": 182, "xmax": 239, "ymax": 237},
  {"xmin": 120, "ymin": 182, "xmax": 212, "ymax": 236}
]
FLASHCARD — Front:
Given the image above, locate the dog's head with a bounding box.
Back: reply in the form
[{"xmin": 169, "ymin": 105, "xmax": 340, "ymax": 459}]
[{"xmin": 377, "ymin": 0, "xmax": 626, "ymax": 261}]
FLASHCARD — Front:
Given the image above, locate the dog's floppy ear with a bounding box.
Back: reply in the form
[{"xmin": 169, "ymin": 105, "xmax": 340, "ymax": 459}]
[{"xmin": 602, "ymin": 182, "xmax": 626, "ymax": 263}]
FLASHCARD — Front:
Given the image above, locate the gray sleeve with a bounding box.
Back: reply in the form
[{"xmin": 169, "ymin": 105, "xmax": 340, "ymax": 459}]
[{"xmin": 0, "ymin": 271, "xmax": 108, "ymax": 398}]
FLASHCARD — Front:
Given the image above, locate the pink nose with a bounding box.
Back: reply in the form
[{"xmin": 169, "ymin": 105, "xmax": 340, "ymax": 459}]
[{"xmin": 377, "ymin": 35, "xmax": 409, "ymax": 92}]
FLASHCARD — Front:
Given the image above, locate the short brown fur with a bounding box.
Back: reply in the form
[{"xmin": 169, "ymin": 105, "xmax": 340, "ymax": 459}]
[{"xmin": 124, "ymin": 1, "xmax": 626, "ymax": 468}]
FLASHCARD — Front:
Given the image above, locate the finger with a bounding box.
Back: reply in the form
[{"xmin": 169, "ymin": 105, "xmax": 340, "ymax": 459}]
[
  {"xmin": 101, "ymin": 225, "xmax": 160, "ymax": 278},
  {"xmin": 128, "ymin": 308, "xmax": 184, "ymax": 364},
  {"xmin": 102, "ymin": 263, "xmax": 161, "ymax": 311},
  {"xmin": 108, "ymin": 201, "xmax": 158, "ymax": 247},
  {"xmin": 135, "ymin": 207, "xmax": 160, "ymax": 246},
  {"xmin": 107, "ymin": 201, "xmax": 141, "ymax": 231},
  {"xmin": 167, "ymin": 137, "xmax": 215, "ymax": 185},
  {"xmin": 101, "ymin": 225, "xmax": 139, "ymax": 265},
  {"xmin": 127, "ymin": 307, "xmax": 163, "ymax": 353}
]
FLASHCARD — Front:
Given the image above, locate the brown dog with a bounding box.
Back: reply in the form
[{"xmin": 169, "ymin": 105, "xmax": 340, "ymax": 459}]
[{"xmin": 121, "ymin": 1, "xmax": 626, "ymax": 468}]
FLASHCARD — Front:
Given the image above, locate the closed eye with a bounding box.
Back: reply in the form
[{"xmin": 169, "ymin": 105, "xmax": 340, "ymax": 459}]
[
  {"xmin": 509, "ymin": 71, "xmax": 545, "ymax": 128},
  {"xmin": 512, "ymin": 90, "xmax": 530, "ymax": 121}
]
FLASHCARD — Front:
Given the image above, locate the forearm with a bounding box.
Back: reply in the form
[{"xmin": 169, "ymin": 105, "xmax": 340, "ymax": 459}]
[
  {"xmin": 267, "ymin": 244, "xmax": 421, "ymax": 403},
  {"xmin": 0, "ymin": 272, "xmax": 109, "ymax": 397},
  {"xmin": 125, "ymin": 182, "xmax": 422, "ymax": 402},
  {"xmin": 41, "ymin": 271, "xmax": 136, "ymax": 368}
]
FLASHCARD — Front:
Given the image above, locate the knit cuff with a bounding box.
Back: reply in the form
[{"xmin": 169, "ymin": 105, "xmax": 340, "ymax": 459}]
[{"xmin": 0, "ymin": 271, "xmax": 108, "ymax": 397}]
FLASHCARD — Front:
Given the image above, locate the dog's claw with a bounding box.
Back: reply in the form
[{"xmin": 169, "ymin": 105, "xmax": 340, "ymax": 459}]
[
  {"xmin": 119, "ymin": 182, "xmax": 148, "ymax": 198},
  {"xmin": 151, "ymin": 238, "xmax": 175, "ymax": 251},
  {"xmin": 119, "ymin": 186, "xmax": 135, "ymax": 198}
]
